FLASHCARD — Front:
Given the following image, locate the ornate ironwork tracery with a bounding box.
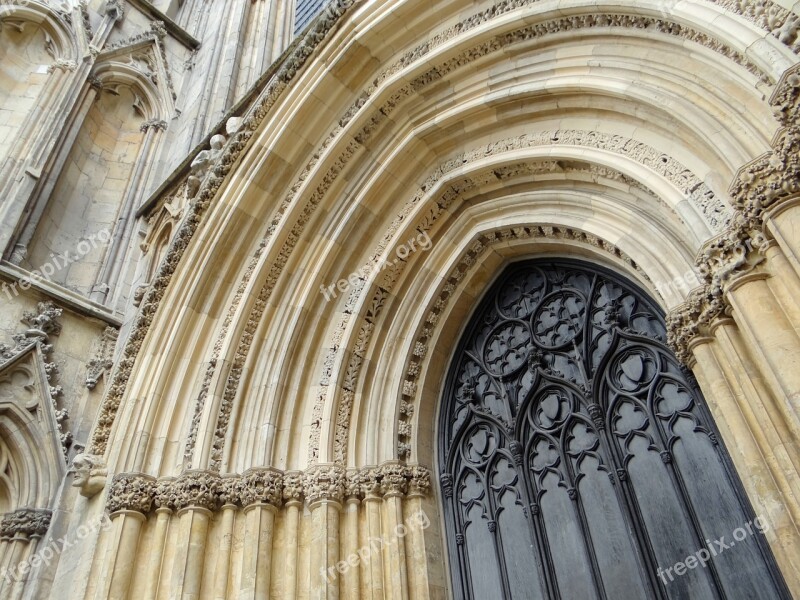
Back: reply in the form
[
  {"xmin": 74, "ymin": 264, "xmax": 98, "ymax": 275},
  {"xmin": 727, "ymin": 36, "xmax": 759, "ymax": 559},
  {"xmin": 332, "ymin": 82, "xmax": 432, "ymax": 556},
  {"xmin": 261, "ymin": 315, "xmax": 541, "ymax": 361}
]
[{"xmin": 439, "ymin": 259, "xmax": 788, "ymax": 599}]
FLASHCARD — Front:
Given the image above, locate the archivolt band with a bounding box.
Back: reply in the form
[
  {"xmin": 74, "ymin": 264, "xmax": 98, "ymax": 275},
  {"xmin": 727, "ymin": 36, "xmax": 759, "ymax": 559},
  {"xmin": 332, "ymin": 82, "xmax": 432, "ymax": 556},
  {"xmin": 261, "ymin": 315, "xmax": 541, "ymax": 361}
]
[{"xmin": 438, "ymin": 258, "xmax": 790, "ymax": 599}]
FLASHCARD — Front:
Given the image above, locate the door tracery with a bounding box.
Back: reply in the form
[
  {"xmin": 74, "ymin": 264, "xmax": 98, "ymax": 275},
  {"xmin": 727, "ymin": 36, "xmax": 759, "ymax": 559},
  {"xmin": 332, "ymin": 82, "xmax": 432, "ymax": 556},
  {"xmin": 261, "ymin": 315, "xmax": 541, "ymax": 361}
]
[{"xmin": 439, "ymin": 259, "xmax": 789, "ymax": 599}]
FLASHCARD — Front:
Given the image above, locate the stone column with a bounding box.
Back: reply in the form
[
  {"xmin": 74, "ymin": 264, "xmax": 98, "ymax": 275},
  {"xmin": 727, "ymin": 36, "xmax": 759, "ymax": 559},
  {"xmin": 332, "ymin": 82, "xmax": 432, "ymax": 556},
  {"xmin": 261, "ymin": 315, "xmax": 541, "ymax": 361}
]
[
  {"xmin": 304, "ymin": 465, "xmax": 345, "ymax": 600},
  {"xmin": 340, "ymin": 472, "xmax": 362, "ymax": 600},
  {"xmin": 692, "ymin": 329, "xmax": 800, "ymax": 523},
  {"xmin": 239, "ymin": 468, "xmax": 283, "ymax": 600},
  {"xmin": 92, "ymin": 119, "xmax": 168, "ymax": 306},
  {"xmin": 169, "ymin": 470, "xmax": 220, "ymax": 600},
  {"xmin": 765, "ymin": 195, "xmax": 800, "ymax": 278},
  {"xmin": 212, "ymin": 477, "xmax": 241, "ymax": 600},
  {"xmin": 2, "ymin": 77, "xmax": 102, "ymax": 260},
  {"xmin": 668, "ymin": 244, "xmax": 800, "ymax": 595},
  {"xmin": 281, "ymin": 472, "xmax": 304, "ymax": 600},
  {"xmin": 763, "ymin": 242, "xmax": 800, "ymax": 338},
  {"xmin": 360, "ymin": 468, "xmax": 385, "ymax": 599},
  {"xmin": 0, "ymin": 59, "xmax": 73, "ymax": 192},
  {"xmin": 99, "ymin": 474, "xmax": 155, "ymax": 600},
  {"xmin": 0, "ymin": 509, "xmax": 51, "ymax": 600},
  {"xmin": 379, "ymin": 464, "xmax": 410, "ymax": 600},
  {"xmin": 402, "ymin": 467, "xmax": 432, "ymax": 599},
  {"xmin": 726, "ymin": 272, "xmax": 800, "ymax": 422},
  {"xmin": 142, "ymin": 478, "xmax": 176, "ymax": 600}
]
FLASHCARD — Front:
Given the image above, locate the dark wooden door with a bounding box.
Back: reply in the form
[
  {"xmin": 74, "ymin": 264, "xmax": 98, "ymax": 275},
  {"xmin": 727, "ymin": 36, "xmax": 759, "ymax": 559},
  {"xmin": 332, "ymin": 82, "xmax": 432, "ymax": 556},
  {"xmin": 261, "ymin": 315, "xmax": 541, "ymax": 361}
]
[{"xmin": 438, "ymin": 259, "xmax": 789, "ymax": 600}]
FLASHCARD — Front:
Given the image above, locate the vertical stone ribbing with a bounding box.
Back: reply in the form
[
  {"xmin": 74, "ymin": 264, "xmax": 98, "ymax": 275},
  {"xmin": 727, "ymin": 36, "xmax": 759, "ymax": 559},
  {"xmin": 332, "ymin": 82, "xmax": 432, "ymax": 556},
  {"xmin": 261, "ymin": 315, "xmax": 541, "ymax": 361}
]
[
  {"xmin": 380, "ymin": 464, "xmax": 409, "ymax": 600},
  {"xmin": 304, "ymin": 465, "xmax": 345, "ymax": 600},
  {"xmin": 282, "ymin": 472, "xmax": 304, "ymax": 600},
  {"xmin": 340, "ymin": 472, "xmax": 361, "ymax": 600},
  {"xmin": 403, "ymin": 467, "xmax": 432, "ymax": 599},
  {"xmin": 238, "ymin": 468, "xmax": 282, "ymax": 599},
  {"xmin": 167, "ymin": 471, "xmax": 220, "ymax": 600},
  {"xmin": 360, "ymin": 468, "xmax": 385, "ymax": 599},
  {"xmin": 101, "ymin": 474, "xmax": 155, "ymax": 600},
  {"xmin": 142, "ymin": 477, "xmax": 175, "ymax": 600}
]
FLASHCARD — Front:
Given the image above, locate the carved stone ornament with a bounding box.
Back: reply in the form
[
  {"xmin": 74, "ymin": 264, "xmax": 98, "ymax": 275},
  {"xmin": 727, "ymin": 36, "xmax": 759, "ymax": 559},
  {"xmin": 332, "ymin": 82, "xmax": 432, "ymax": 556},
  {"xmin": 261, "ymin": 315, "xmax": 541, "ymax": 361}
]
[
  {"xmin": 0, "ymin": 509, "xmax": 52, "ymax": 540},
  {"xmin": 239, "ymin": 468, "xmax": 283, "ymax": 508},
  {"xmin": 0, "ymin": 301, "xmax": 71, "ymax": 457},
  {"xmin": 407, "ymin": 464, "xmax": 432, "ymax": 496},
  {"xmin": 187, "ymin": 134, "xmax": 227, "ymax": 198},
  {"xmin": 282, "ymin": 471, "xmax": 304, "ymax": 504},
  {"xmin": 302, "ymin": 464, "xmax": 346, "ymax": 506},
  {"xmin": 86, "ymin": 326, "xmax": 118, "ymax": 390},
  {"xmin": 71, "ymin": 453, "xmax": 108, "ymax": 498},
  {"xmin": 360, "ymin": 467, "xmax": 382, "ymax": 499},
  {"xmin": 106, "ymin": 463, "xmax": 432, "ymax": 515},
  {"xmin": 22, "ymin": 301, "xmax": 62, "ymax": 339},
  {"xmin": 106, "ymin": 473, "xmax": 155, "ymax": 514},
  {"xmin": 171, "ymin": 470, "xmax": 221, "ymax": 512},
  {"xmin": 154, "ymin": 476, "xmax": 177, "ymax": 511},
  {"xmin": 96, "ymin": 0, "xmax": 773, "ymax": 461},
  {"xmin": 104, "ymin": 0, "xmax": 125, "ymax": 22},
  {"xmin": 667, "ymin": 66, "xmax": 800, "ymax": 364},
  {"xmin": 378, "ymin": 463, "xmax": 409, "ymax": 497}
]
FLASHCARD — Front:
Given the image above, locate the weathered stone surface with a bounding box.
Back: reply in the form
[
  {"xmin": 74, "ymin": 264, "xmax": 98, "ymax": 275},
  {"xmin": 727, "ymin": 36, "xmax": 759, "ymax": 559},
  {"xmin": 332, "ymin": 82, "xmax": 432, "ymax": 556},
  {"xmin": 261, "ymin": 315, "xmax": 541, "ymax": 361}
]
[{"xmin": 3, "ymin": 0, "xmax": 800, "ymax": 597}]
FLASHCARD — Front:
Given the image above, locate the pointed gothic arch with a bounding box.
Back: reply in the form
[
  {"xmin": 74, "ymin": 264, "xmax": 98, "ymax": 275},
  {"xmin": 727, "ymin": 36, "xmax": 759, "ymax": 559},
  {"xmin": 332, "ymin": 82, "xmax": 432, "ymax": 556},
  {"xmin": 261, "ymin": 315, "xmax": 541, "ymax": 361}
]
[{"xmin": 437, "ymin": 257, "xmax": 790, "ymax": 599}]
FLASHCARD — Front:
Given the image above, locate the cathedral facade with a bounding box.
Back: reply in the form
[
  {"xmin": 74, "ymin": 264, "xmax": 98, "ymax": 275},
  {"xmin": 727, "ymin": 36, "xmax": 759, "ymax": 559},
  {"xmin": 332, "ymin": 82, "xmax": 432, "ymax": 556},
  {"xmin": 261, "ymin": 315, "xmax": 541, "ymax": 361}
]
[{"xmin": 1, "ymin": 0, "xmax": 800, "ymax": 598}]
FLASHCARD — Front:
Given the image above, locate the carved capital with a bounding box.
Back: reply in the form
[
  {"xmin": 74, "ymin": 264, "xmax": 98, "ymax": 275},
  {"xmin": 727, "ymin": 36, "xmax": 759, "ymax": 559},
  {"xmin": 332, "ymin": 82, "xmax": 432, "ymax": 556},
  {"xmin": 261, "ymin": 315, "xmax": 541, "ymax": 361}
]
[
  {"xmin": 171, "ymin": 470, "xmax": 220, "ymax": 512},
  {"xmin": 218, "ymin": 475, "xmax": 241, "ymax": 507},
  {"xmin": 378, "ymin": 463, "xmax": 408, "ymax": 497},
  {"xmin": 152, "ymin": 477, "xmax": 176, "ymax": 511},
  {"xmin": 0, "ymin": 509, "xmax": 52, "ymax": 539},
  {"xmin": 303, "ymin": 464, "xmax": 345, "ymax": 506},
  {"xmin": 239, "ymin": 468, "xmax": 282, "ymax": 508},
  {"xmin": 344, "ymin": 470, "xmax": 362, "ymax": 500},
  {"xmin": 729, "ymin": 66, "xmax": 800, "ymax": 219},
  {"xmin": 88, "ymin": 75, "xmax": 104, "ymax": 91},
  {"xmin": 140, "ymin": 119, "xmax": 168, "ymax": 133},
  {"xmin": 360, "ymin": 467, "xmax": 382, "ymax": 499},
  {"xmin": 106, "ymin": 473, "xmax": 155, "ymax": 514},
  {"xmin": 406, "ymin": 465, "xmax": 432, "ymax": 497},
  {"xmin": 282, "ymin": 471, "xmax": 304, "ymax": 504},
  {"xmin": 47, "ymin": 59, "xmax": 77, "ymax": 74}
]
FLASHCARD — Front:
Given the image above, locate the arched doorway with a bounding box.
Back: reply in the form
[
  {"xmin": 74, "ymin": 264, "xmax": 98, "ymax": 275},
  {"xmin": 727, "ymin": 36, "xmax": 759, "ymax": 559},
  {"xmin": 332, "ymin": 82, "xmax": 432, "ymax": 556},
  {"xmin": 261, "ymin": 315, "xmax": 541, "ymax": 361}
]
[{"xmin": 438, "ymin": 258, "xmax": 789, "ymax": 599}]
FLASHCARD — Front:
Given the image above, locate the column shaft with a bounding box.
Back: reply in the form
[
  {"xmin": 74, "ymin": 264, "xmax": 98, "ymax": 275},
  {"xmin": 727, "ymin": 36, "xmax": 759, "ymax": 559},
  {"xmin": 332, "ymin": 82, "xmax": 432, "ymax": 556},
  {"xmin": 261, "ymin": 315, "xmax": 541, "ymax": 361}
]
[
  {"xmin": 283, "ymin": 502, "xmax": 301, "ymax": 600},
  {"xmin": 170, "ymin": 508, "xmax": 211, "ymax": 600},
  {"xmin": 239, "ymin": 504, "xmax": 277, "ymax": 600},
  {"xmin": 381, "ymin": 495, "xmax": 409, "ymax": 600},
  {"xmin": 340, "ymin": 499, "xmax": 360, "ymax": 600},
  {"xmin": 212, "ymin": 505, "xmax": 237, "ymax": 600},
  {"xmin": 727, "ymin": 275, "xmax": 800, "ymax": 421},
  {"xmin": 143, "ymin": 508, "xmax": 172, "ymax": 600},
  {"xmin": 309, "ymin": 500, "xmax": 340, "ymax": 600},
  {"xmin": 101, "ymin": 511, "xmax": 146, "ymax": 600},
  {"xmin": 361, "ymin": 497, "xmax": 384, "ymax": 599}
]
